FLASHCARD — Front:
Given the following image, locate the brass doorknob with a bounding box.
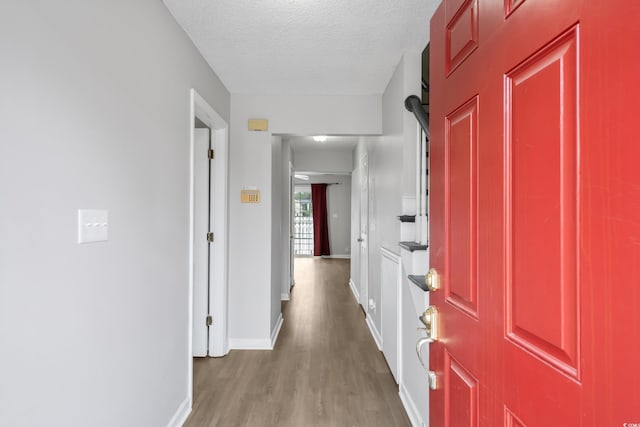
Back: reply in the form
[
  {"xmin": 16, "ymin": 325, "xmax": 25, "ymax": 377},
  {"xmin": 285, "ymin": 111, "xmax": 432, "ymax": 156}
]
[
  {"xmin": 425, "ymin": 268, "xmax": 441, "ymax": 291},
  {"xmin": 420, "ymin": 306, "xmax": 440, "ymax": 342}
]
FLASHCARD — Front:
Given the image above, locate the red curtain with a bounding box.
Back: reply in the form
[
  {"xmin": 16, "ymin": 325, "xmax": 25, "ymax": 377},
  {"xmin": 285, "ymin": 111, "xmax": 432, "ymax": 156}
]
[{"xmin": 311, "ymin": 184, "xmax": 331, "ymax": 256}]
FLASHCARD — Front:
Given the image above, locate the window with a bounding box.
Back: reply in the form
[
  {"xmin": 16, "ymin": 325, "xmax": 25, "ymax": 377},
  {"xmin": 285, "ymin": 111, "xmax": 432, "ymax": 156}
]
[{"xmin": 294, "ymin": 190, "xmax": 313, "ymax": 255}]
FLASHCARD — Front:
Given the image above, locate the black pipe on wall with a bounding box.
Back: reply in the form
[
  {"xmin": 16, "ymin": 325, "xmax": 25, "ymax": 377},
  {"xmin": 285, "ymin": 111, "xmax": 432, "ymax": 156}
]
[{"xmin": 404, "ymin": 95, "xmax": 430, "ymax": 139}]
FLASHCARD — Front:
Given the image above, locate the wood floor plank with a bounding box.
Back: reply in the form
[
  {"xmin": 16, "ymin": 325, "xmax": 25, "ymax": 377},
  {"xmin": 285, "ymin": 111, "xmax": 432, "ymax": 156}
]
[{"xmin": 184, "ymin": 258, "xmax": 411, "ymax": 427}]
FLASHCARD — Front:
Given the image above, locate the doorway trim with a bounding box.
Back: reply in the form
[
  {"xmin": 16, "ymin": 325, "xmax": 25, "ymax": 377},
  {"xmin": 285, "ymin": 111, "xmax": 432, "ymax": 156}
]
[
  {"xmin": 359, "ymin": 152, "xmax": 369, "ymax": 311},
  {"xmin": 188, "ymin": 89, "xmax": 229, "ymax": 399},
  {"xmin": 283, "ymin": 161, "xmax": 295, "ymax": 300}
]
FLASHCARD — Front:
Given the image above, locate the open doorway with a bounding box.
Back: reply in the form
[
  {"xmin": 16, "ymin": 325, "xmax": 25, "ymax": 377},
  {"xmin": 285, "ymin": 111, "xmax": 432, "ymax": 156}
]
[
  {"xmin": 292, "ymin": 173, "xmax": 352, "ymax": 260},
  {"xmin": 293, "ymin": 186, "xmax": 313, "ymax": 256},
  {"xmin": 276, "ymin": 135, "xmax": 359, "ymax": 302}
]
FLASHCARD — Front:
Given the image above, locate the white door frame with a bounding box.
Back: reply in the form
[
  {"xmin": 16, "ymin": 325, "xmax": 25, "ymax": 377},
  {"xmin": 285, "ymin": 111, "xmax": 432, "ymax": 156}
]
[
  {"xmin": 188, "ymin": 89, "xmax": 229, "ymax": 398},
  {"xmin": 280, "ymin": 160, "xmax": 295, "ymax": 302},
  {"xmin": 359, "ymin": 153, "xmax": 369, "ymax": 310},
  {"xmin": 350, "ymin": 166, "xmax": 361, "ymax": 302},
  {"xmin": 288, "ymin": 161, "xmax": 295, "ymax": 291}
]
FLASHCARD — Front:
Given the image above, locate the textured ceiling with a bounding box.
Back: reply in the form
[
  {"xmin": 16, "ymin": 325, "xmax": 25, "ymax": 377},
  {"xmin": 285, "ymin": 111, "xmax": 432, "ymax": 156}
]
[{"xmin": 163, "ymin": 0, "xmax": 438, "ymax": 95}]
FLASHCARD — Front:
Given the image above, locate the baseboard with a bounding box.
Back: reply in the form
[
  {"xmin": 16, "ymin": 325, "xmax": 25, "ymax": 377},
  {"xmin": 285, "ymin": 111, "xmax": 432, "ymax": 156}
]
[
  {"xmin": 399, "ymin": 382, "xmax": 425, "ymax": 427},
  {"xmin": 229, "ymin": 337, "xmax": 273, "ymax": 350},
  {"xmin": 281, "ymin": 292, "xmax": 291, "ymax": 301},
  {"xmin": 365, "ymin": 314, "xmax": 382, "ymax": 351},
  {"xmin": 348, "ymin": 278, "xmax": 360, "ymax": 302},
  {"xmin": 166, "ymin": 396, "xmax": 191, "ymax": 427},
  {"xmin": 324, "ymin": 254, "xmax": 351, "ymax": 259},
  {"xmin": 270, "ymin": 313, "xmax": 284, "ymax": 348}
]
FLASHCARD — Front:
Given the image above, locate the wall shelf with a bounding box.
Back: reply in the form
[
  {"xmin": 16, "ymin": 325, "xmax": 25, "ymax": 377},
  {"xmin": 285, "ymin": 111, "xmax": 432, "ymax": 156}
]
[
  {"xmin": 398, "ymin": 215, "xmax": 416, "ymax": 223},
  {"xmin": 399, "ymin": 241, "xmax": 428, "ymax": 252},
  {"xmin": 408, "ymin": 275, "xmax": 429, "ymax": 292}
]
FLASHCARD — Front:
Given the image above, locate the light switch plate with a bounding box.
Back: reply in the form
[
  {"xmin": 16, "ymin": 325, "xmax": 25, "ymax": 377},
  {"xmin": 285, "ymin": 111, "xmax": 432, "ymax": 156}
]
[{"xmin": 78, "ymin": 209, "xmax": 109, "ymax": 243}]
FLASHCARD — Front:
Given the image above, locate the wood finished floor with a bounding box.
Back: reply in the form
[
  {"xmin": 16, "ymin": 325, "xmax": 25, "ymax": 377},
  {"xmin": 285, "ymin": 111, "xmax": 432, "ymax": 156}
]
[{"xmin": 184, "ymin": 258, "xmax": 411, "ymax": 427}]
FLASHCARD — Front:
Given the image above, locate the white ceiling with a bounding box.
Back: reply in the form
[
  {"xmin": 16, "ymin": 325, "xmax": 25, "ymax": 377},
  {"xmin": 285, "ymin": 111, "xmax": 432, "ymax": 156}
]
[{"xmin": 163, "ymin": 0, "xmax": 438, "ymax": 95}]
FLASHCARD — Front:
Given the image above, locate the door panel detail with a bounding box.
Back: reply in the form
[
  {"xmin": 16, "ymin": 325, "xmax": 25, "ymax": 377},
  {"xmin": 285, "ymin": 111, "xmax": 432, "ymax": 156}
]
[
  {"xmin": 432, "ymin": 0, "xmax": 640, "ymax": 424},
  {"xmin": 505, "ymin": 407, "xmax": 526, "ymax": 427},
  {"xmin": 445, "ymin": 0, "xmax": 469, "ymax": 21},
  {"xmin": 446, "ymin": 0, "xmax": 479, "ymax": 75},
  {"xmin": 505, "ymin": 0, "xmax": 526, "ymax": 17},
  {"xmin": 504, "ymin": 27, "xmax": 580, "ymax": 379},
  {"xmin": 445, "ymin": 96, "xmax": 479, "ymax": 319},
  {"xmin": 445, "ymin": 351, "xmax": 478, "ymax": 427}
]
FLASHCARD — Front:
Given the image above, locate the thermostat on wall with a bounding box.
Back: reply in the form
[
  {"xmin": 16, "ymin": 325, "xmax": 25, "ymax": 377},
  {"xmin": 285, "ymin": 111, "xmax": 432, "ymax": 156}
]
[{"xmin": 241, "ymin": 187, "xmax": 260, "ymax": 203}]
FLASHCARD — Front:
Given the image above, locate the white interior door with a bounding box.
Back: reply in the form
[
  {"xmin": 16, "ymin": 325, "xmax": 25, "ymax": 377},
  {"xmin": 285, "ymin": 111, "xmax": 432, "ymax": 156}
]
[
  {"xmin": 192, "ymin": 128, "xmax": 212, "ymax": 357},
  {"xmin": 350, "ymin": 167, "xmax": 361, "ymax": 300},
  {"xmin": 359, "ymin": 154, "xmax": 369, "ymax": 310}
]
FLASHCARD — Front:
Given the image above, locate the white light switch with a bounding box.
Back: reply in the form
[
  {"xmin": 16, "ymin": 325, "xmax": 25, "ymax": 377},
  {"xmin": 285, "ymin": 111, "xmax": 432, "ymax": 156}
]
[{"xmin": 78, "ymin": 209, "xmax": 109, "ymax": 243}]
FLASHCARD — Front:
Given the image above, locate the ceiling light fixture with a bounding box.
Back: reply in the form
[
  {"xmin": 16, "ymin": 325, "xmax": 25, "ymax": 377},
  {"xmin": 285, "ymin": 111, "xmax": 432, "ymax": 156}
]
[
  {"xmin": 313, "ymin": 135, "xmax": 328, "ymax": 143},
  {"xmin": 294, "ymin": 174, "xmax": 309, "ymax": 180}
]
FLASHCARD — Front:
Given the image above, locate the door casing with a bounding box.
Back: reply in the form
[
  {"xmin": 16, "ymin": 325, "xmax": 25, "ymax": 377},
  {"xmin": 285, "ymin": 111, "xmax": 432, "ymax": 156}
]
[
  {"xmin": 188, "ymin": 89, "xmax": 229, "ymax": 401},
  {"xmin": 359, "ymin": 153, "xmax": 369, "ymax": 310}
]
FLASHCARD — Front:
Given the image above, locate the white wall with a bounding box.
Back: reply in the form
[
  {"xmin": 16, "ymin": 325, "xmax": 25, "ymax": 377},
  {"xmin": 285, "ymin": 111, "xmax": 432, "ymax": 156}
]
[
  {"xmin": 400, "ymin": 266, "xmax": 430, "ymax": 424},
  {"xmin": 359, "ymin": 55, "xmax": 406, "ymax": 334},
  {"xmin": 353, "ymin": 51, "xmax": 430, "ymax": 423},
  {"xmin": 0, "ymin": 1, "xmax": 230, "ymax": 426},
  {"xmin": 228, "ymin": 94, "xmax": 381, "ymax": 345},
  {"xmin": 232, "ymin": 95, "xmax": 381, "ymax": 135},
  {"xmin": 294, "ymin": 175, "xmax": 352, "ymax": 257},
  {"xmin": 295, "ymin": 147, "xmax": 353, "ymax": 174},
  {"xmin": 227, "ymin": 119, "xmax": 273, "ymax": 345}
]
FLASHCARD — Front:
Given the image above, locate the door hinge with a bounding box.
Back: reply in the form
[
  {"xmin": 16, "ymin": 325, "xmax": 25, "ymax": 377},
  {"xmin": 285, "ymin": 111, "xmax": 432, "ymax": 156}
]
[
  {"xmin": 208, "ymin": 148, "xmax": 215, "ymax": 160},
  {"xmin": 207, "ymin": 232, "xmax": 214, "ymax": 242},
  {"xmin": 206, "ymin": 315, "xmax": 213, "ymax": 326}
]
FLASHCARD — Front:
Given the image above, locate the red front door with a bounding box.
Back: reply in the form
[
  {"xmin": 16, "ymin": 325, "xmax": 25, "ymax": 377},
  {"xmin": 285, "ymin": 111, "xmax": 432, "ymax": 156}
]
[{"xmin": 429, "ymin": 0, "xmax": 640, "ymax": 425}]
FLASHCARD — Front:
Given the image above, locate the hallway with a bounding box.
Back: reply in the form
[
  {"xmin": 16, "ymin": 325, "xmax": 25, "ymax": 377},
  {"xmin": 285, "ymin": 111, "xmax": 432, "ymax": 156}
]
[{"xmin": 185, "ymin": 258, "xmax": 411, "ymax": 426}]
